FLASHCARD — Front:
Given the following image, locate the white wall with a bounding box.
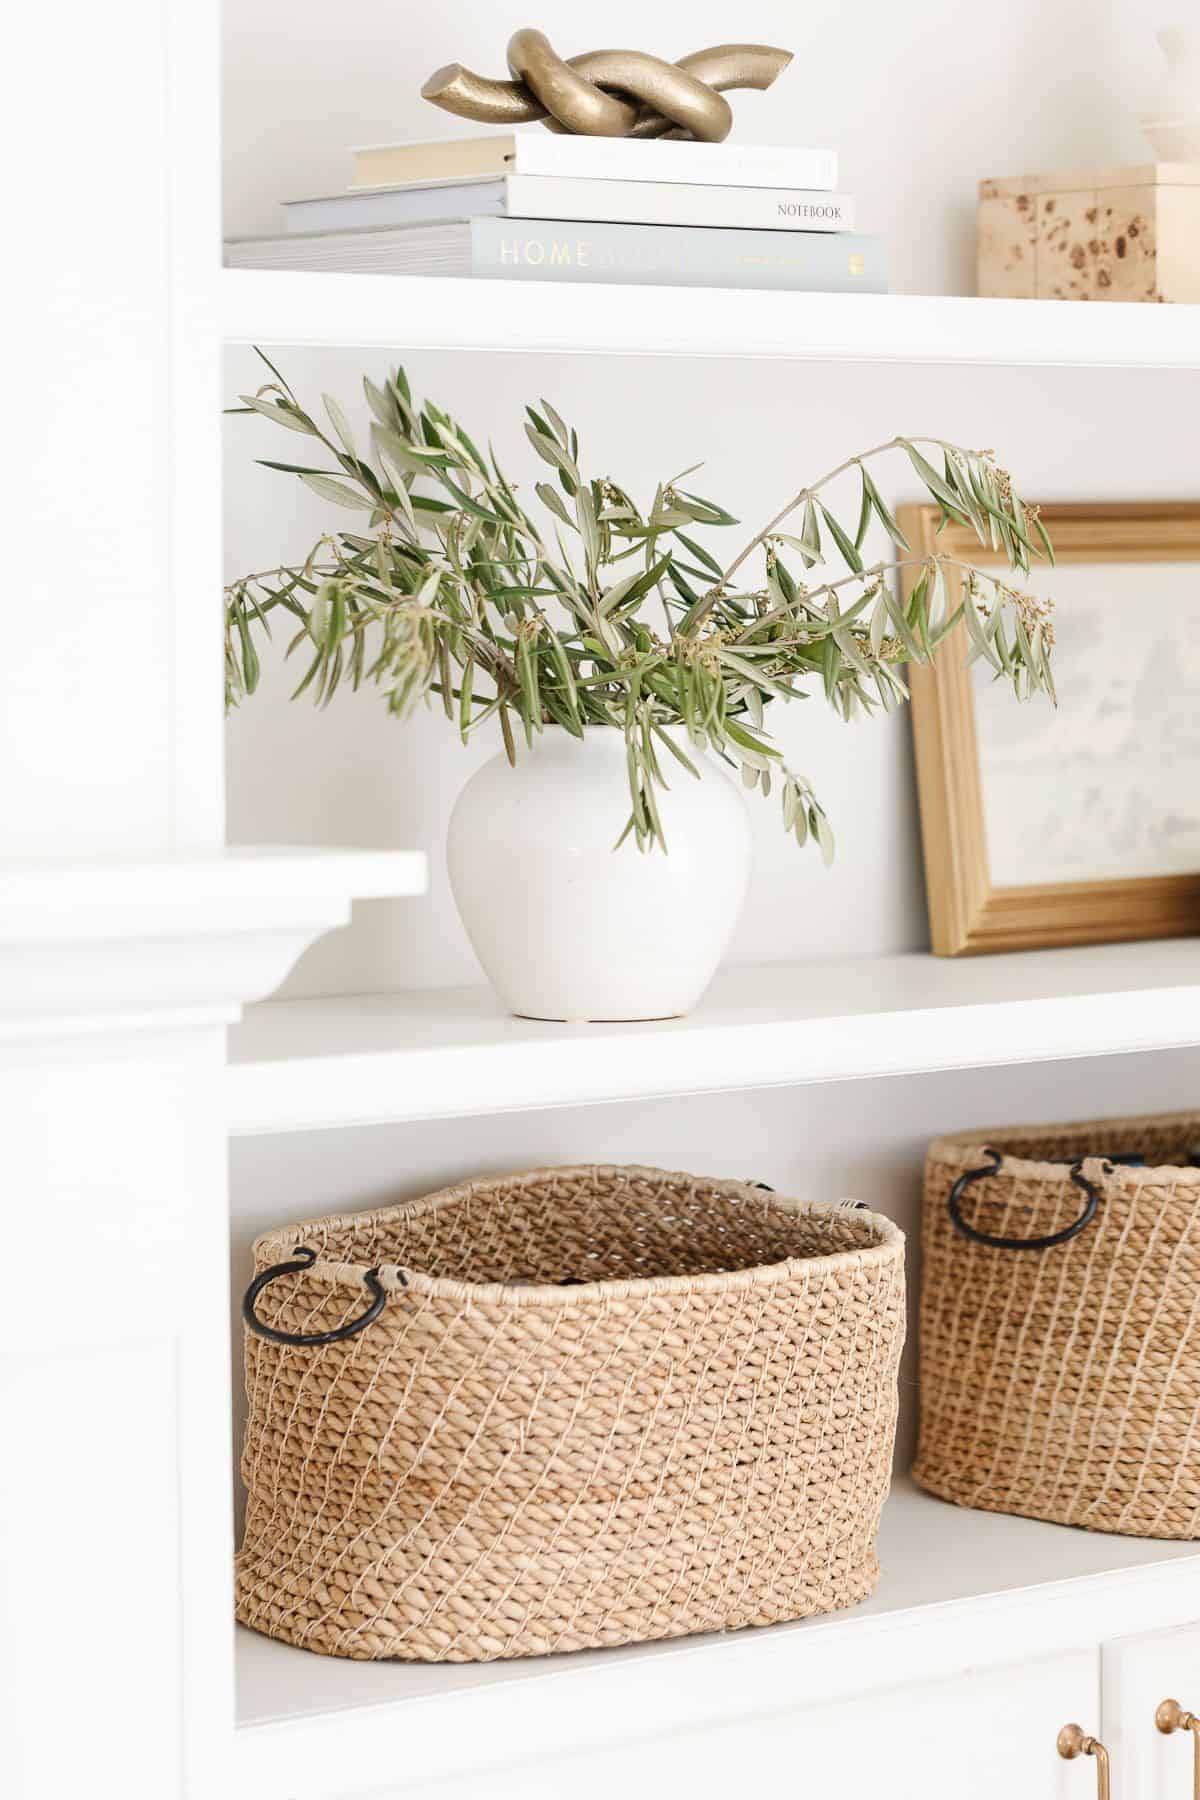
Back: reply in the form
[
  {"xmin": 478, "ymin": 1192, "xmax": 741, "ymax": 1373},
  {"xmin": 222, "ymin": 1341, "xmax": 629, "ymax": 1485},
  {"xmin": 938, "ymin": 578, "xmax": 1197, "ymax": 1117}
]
[{"xmin": 223, "ymin": 0, "xmax": 1171, "ymax": 296}]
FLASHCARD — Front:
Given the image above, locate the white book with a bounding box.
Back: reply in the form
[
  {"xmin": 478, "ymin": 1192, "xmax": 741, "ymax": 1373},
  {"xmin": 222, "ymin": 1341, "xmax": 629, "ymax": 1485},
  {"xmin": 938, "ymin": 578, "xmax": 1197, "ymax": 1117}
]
[
  {"xmin": 506, "ymin": 174, "xmax": 853, "ymax": 232},
  {"xmin": 285, "ymin": 176, "xmax": 853, "ymax": 236},
  {"xmin": 286, "ymin": 178, "xmax": 505, "ymax": 233},
  {"xmin": 347, "ymin": 133, "xmax": 838, "ymax": 193},
  {"xmin": 505, "ymin": 135, "xmax": 838, "ymax": 191}
]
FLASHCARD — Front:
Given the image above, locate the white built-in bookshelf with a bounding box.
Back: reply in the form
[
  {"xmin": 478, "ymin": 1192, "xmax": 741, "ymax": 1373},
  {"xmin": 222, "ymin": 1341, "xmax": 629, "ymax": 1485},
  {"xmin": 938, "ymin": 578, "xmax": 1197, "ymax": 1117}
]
[{"xmin": 18, "ymin": 0, "xmax": 1200, "ymax": 1784}]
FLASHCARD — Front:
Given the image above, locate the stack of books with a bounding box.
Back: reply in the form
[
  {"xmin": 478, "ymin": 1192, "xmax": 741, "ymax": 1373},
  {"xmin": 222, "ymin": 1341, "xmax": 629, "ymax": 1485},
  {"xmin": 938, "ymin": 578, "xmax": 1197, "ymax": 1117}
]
[{"xmin": 224, "ymin": 134, "xmax": 886, "ymax": 293}]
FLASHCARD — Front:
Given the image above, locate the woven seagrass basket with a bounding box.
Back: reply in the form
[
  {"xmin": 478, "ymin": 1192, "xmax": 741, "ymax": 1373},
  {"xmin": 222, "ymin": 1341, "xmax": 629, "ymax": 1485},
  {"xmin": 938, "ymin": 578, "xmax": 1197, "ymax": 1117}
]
[
  {"xmin": 914, "ymin": 1112, "xmax": 1200, "ymax": 1539},
  {"xmin": 237, "ymin": 1164, "xmax": 906, "ymax": 1662}
]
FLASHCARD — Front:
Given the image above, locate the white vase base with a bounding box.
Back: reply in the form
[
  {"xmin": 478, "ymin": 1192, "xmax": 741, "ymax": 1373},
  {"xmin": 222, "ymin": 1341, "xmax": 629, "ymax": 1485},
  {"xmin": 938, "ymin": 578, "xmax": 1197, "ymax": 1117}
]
[{"xmin": 513, "ymin": 1009, "xmax": 686, "ymax": 1025}]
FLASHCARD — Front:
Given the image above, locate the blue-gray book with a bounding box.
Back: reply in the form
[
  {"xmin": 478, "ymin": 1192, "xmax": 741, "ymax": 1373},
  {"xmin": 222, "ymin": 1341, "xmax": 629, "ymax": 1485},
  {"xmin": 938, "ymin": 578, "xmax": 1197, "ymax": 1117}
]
[
  {"xmin": 225, "ymin": 217, "xmax": 887, "ymax": 294},
  {"xmin": 470, "ymin": 218, "xmax": 883, "ymax": 290}
]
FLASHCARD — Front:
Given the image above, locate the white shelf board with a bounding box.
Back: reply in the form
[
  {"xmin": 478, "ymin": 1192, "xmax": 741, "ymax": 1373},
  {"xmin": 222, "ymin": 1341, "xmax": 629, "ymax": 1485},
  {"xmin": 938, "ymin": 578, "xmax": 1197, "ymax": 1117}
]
[
  {"xmin": 227, "ymin": 940, "xmax": 1200, "ymax": 1134},
  {"xmin": 234, "ymin": 1475, "xmax": 1200, "ymax": 1799},
  {"xmin": 221, "ymin": 268, "xmax": 1200, "ymax": 366}
]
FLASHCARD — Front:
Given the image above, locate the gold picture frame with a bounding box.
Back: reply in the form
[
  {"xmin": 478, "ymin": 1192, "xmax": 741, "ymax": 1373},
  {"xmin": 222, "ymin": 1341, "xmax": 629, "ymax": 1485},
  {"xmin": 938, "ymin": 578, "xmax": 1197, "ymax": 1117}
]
[{"xmin": 902, "ymin": 500, "xmax": 1200, "ymax": 955}]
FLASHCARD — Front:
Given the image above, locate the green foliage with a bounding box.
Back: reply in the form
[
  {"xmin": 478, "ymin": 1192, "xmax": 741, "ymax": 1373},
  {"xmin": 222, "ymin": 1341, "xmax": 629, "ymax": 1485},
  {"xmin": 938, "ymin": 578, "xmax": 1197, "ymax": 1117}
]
[{"xmin": 226, "ymin": 352, "xmax": 1056, "ymax": 857}]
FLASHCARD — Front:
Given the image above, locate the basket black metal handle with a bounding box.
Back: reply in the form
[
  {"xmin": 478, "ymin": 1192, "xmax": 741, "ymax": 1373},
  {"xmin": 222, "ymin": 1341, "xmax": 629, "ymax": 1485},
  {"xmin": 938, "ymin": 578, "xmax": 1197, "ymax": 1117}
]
[
  {"xmin": 947, "ymin": 1149, "xmax": 1109, "ymax": 1251},
  {"xmin": 243, "ymin": 1244, "xmax": 398, "ymax": 1345}
]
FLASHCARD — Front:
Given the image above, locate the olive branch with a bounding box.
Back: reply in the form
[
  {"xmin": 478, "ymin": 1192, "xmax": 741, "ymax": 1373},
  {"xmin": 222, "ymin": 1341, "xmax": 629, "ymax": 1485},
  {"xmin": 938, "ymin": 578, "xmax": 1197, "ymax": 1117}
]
[{"xmin": 226, "ymin": 351, "xmax": 1055, "ymax": 858}]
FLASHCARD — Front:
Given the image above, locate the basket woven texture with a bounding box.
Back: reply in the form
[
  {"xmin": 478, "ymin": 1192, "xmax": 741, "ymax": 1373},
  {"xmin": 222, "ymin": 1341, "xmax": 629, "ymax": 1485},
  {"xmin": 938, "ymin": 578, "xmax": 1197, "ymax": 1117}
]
[
  {"xmin": 237, "ymin": 1164, "xmax": 906, "ymax": 1662},
  {"xmin": 915, "ymin": 1112, "xmax": 1200, "ymax": 1539}
]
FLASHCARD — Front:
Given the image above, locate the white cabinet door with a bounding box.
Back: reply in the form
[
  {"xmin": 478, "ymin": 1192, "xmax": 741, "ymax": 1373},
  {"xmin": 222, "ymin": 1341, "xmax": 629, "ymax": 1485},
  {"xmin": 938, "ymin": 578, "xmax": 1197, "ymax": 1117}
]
[
  {"xmin": 394, "ymin": 1648, "xmax": 1096, "ymax": 1800},
  {"xmin": 1105, "ymin": 1622, "xmax": 1200, "ymax": 1800}
]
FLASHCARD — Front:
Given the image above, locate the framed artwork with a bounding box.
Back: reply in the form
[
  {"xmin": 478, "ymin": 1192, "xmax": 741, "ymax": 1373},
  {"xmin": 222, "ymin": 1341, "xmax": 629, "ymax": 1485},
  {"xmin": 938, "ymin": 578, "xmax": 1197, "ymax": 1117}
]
[{"xmin": 902, "ymin": 500, "xmax": 1200, "ymax": 955}]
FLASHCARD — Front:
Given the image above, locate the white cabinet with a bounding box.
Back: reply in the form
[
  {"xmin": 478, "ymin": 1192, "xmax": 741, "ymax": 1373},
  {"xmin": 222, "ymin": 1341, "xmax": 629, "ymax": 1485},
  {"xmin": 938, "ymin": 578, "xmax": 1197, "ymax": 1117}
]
[
  {"xmin": 1105, "ymin": 1622, "xmax": 1200, "ymax": 1800},
  {"xmin": 303, "ymin": 1630, "xmax": 1200, "ymax": 1800},
  {"xmin": 394, "ymin": 1651, "xmax": 1095, "ymax": 1800}
]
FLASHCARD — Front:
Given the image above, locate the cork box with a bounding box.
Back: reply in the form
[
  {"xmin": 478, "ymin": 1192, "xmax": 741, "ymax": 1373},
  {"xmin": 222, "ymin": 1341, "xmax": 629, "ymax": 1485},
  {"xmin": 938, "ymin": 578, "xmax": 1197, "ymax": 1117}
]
[{"xmin": 978, "ymin": 164, "xmax": 1200, "ymax": 302}]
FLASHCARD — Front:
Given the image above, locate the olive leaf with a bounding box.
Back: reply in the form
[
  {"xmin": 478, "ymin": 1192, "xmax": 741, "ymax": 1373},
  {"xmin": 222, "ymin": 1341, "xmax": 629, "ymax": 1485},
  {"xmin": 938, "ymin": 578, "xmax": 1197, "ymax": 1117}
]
[{"xmin": 298, "ymin": 472, "xmax": 375, "ymax": 511}]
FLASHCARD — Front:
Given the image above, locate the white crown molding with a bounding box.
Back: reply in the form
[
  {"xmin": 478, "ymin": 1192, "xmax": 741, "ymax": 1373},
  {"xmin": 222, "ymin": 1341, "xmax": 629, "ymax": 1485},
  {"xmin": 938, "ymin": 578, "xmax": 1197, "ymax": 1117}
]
[{"xmin": 0, "ymin": 845, "xmax": 426, "ymax": 1040}]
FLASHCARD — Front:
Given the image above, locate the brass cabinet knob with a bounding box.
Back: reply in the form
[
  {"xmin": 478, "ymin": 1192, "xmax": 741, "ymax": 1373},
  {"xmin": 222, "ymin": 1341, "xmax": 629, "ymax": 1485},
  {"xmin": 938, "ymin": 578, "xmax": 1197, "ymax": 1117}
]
[
  {"xmin": 1156, "ymin": 1700, "xmax": 1200, "ymax": 1798},
  {"xmin": 1058, "ymin": 1725, "xmax": 1112, "ymax": 1800},
  {"xmin": 1158, "ymin": 1699, "xmax": 1200, "ymax": 1735}
]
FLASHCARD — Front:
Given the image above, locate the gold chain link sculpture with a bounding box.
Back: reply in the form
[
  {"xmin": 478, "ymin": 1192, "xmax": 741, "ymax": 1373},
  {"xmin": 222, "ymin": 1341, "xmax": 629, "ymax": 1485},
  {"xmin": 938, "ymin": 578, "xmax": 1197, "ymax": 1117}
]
[{"xmin": 422, "ymin": 30, "xmax": 792, "ymax": 142}]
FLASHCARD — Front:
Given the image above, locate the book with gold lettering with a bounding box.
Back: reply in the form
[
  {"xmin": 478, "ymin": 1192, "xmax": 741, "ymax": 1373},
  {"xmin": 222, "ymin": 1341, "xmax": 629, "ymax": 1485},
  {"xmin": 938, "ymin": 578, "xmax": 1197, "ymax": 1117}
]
[{"xmin": 224, "ymin": 218, "xmax": 886, "ymax": 292}]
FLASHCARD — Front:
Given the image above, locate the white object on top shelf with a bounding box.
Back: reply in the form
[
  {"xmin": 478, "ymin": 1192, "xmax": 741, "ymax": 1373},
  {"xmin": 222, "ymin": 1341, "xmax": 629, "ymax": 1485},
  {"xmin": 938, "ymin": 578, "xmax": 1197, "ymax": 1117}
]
[
  {"xmin": 232, "ymin": 1473, "xmax": 1200, "ymax": 1800},
  {"xmin": 1141, "ymin": 24, "xmax": 1200, "ymax": 160},
  {"xmin": 228, "ymin": 938, "xmax": 1200, "ymax": 1134},
  {"xmin": 220, "ymin": 267, "xmax": 1200, "ymax": 366}
]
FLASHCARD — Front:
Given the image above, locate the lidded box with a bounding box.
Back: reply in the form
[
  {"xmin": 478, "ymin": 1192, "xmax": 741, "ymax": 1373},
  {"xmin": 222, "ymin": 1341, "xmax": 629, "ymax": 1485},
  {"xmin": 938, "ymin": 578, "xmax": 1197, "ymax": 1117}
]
[{"xmin": 977, "ymin": 164, "xmax": 1200, "ymax": 302}]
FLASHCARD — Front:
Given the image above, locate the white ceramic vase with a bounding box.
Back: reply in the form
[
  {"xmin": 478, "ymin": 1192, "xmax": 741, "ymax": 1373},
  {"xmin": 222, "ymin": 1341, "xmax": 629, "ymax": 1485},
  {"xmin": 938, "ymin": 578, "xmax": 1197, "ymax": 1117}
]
[
  {"xmin": 447, "ymin": 727, "xmax": 751, "ymax": 1021},
  {"xmin": 1141, "ymin": 24, "xmax": 1200, "ymax": 160}
]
